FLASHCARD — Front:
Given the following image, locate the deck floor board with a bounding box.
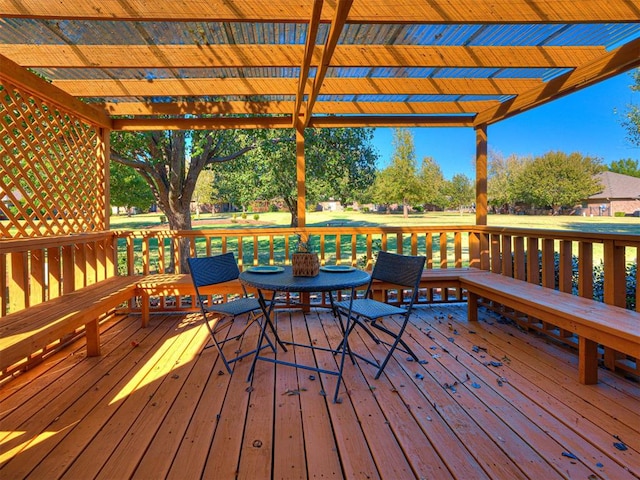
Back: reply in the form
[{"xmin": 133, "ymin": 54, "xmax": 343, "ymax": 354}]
[{"xmin": 1, "ymin": 304, "xmax": 638, "ymax": 479}]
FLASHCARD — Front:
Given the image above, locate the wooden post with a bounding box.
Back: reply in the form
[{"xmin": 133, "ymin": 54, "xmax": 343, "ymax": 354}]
[
  {"xmin": 102, "ymin": 128, "xmax": 111, "ymax": 230},
  {"xmin": 296, "ymin": 127, "xmax": 306, "ymax": 228},
  {"xmin": 475, "ymin": 124, "xmax": 488, "ymax": 226}
]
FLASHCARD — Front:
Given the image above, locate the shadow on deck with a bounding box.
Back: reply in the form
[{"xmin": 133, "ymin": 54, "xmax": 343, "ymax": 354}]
[{"xmin": 1, "ymin": 305, "xmax": 639, "ymax": 479}]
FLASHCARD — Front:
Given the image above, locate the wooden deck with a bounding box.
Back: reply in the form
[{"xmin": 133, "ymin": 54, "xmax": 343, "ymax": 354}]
[{"xmin": 1, "ymin": 304, "xmax": 639, "ymax": 479}]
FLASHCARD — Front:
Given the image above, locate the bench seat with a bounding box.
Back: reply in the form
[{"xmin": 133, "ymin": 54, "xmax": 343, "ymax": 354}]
[
  {"xmin": 460, "ymin": 272, "xmax": 640, "ymax": 385},
  {"xmin": 136, "ymin": 268, "xmax": 481, "ymax": 325},
  {"xmin": 0, "ymin": 275, "xmax": 140, "ymax": 373}
]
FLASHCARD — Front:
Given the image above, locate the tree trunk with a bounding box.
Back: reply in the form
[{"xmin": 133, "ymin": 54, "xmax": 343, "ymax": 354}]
[
  {"xmin": 403, "ymin": 202, "xmax": 410, "ymax": 218},
  {"xmin": 284, "ymin": 197, "xmax": 299, "ymax": 227},
  {"xmin": 165, "ymin": 203, "xmax": 192, "ymax": 273}
]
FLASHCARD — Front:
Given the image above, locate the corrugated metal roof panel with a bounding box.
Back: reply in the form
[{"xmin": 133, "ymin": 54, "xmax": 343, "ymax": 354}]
[
  {"xmin": 34, "ymin": 67, "xmax": 300, "ymax": 81},
  {"xmin": 0, "ymin": 19, "xmax": 308, "ymax": 45}
]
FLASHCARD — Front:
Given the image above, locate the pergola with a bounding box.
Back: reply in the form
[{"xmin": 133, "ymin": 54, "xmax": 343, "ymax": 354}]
[
  {"xmin": 2, "ymin": 4, "xmax": 640, "ymax": 477},
  {"xmin": 1, "ymin": 0, "xmax": 639, "ymax": 236}
]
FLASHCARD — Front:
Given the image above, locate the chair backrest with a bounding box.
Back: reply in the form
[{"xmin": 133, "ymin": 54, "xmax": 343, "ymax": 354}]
[
  {"xmin": 188, "ymin": 252, "xmax": 241, "ymax": 288},
  {"xmin": 371, "ymin": 251, "xmax": 426, "ymax": 289}
]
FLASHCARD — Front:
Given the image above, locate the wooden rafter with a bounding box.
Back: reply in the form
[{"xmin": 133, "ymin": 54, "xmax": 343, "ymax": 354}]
[
  {"xmin": 1, "ymin": 0, "xmax": 638, "ymax": 23},
  {"xmin": 474, "ymin": 36, "xmax": 640, "ymax": 125},
  {"xmin": 319, "ymin": 77, "xmax": 541, "ymax": 96},
  {"xmin": 57, "ymin": 77, "xmax": 541, "ymax": 98},
  {"xmin": 304, "ymin": 0, "xmax": 353, "ymax": 127},
  {"xmin": 102, "ymin": 100, "xmax": 498, "ymax": 116},
  {"xmin": 112, "ymin": 115, "xmax": 475, "ymax": 131},
  {"xmin": 0, "ymin": 45, "xmax": 606, "ymax": 69},
  {"xmin": 293, "ymin": 0, "xmax": 323, "ymax": 127},
  {"xmin": 112, "ymin": 116, "xmax": 293, "ymax": 131},
  {"xmin": 308, "ymin": 116, "xmax": 475, "ymax": 128},
  {"xmin": 102, "ymin": 101, "xmax": 294, "ymax": 116}
]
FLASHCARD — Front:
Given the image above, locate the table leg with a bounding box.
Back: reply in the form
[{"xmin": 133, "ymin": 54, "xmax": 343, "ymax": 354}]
[{"xmin": 247, "ymin": 289, "xmax": 287, "ymax": 383}]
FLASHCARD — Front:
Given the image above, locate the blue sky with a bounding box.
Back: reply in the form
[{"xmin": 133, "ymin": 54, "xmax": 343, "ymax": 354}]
[{"xmin": 372, "ymin": 71, "xmax": 639, "ymax": 179}]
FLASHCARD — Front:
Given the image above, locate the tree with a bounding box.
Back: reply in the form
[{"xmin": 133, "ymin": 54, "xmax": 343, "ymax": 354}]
[
  {"xmin": 110, "ymin": 129, "xmax": 252, "ymax": 271},
  {"xmin": 609, "ymin": 158, "xmax": 640, "ymax": 178},
  {"xmin": 192, "ymin": 169, "xmax": 216, "ymax": 219},
  {"xmin": 214, "ymin": 128, "xmax": 377, "ymax": 226},
  {"xmin": 443, "ymin": 173, "xmax": 475, "ymax": 214},
  {"xmin": 109, "ymin": 162, "xmax": 155, "ymax": 214},
  {"xmin": 621, "ymin": 69, "xmax": 640, "ymax": 147},
  {"xmin": 417, "ymin": 156, "xmax": 446, "ymax": 209},
  {"xmin": 511, "ymin": 151, "xmax": 604, "ymax": 213},
  {"xmin": 370, "ymin": 129, "xmax": 422, "ymax": 217},
  {"xmin": 487, "ymin": 151, "xmax": 530, "ymax": 211}
]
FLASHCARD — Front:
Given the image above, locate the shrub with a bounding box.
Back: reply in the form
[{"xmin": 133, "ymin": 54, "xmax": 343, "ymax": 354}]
[
  {"xmin": 614, "ymin": 212, "xmax": 626, "ymax": 217},
  {"xmin": 241, "ymin": 212, "xmax": 247, "ymax": 220},
  {"xmin": 253, "ymin": 214, "xmax": 260, "ymax": 221}
]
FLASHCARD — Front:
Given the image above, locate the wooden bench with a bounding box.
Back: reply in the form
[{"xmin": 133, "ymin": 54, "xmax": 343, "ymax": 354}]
[
  {"xmin": 460, "ymin": 271, "xmax": 640, "ymax": 385},
  {"xmin": 136, "ymin": 268, "xmax": 481, "ymax": 325},
  {"xmin": 136, "ymin": 274, "xmax": 256, "ymax": 327},
  {"xmin": 0, "ymin": 275, "xmax": 140, "ymax": 374},
  {"xmin": 371, "ymin": 267, "xmax": 481, "ymax": 303}
]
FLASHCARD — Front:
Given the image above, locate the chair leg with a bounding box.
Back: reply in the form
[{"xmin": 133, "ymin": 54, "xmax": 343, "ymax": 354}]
[
  {"xmin": 373, "ymin": 317, "xmax": 417, "ymax": 379},
  {"xmin": 200, "ymin": 314, "xmax": 234, "ymax": 374}
]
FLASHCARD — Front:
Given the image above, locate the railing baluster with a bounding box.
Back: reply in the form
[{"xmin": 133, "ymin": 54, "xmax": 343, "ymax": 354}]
[
  {"xmin": 578, "ymin": 241, "xmax": 593, "ymax": 300},
  {"xmin": 439, "ymin": 232, "xmax": 447, "ymax": 268},
  {"xmin": 513, "ymin": 237, "xmax": 525, "ymax": 280},
  {"xmin": 501, "ymin": 235, "xmax": 513, "ymax": 277},
  {"xmin": 526, "ymin": 237, "xmax": 539, "ymax": 285}
]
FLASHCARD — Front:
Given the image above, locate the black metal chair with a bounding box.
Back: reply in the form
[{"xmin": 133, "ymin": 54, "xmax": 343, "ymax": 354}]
[
  {"xmin": 335, "ymin": 251, "xmax": 426, "ymax": 379},
  {"xmin": 188, "ymin": 253, "xmax": 279, "ymax": 374}
]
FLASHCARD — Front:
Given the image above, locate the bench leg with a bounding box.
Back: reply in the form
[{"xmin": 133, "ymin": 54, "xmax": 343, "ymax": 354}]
[
  {"xmin": 372, "ymin": 288, "xmax": 384, "ymax": 303},
  {"xmin": 467, "ymin": 292, "xmax": 478, "ymax": 322},
  {"xmin": 141, "ymin": 291, "xmax": 150, "ymax": 327},
  {"xmin": 579, "ymin": 336, "xmax": 598, "ymax": 384},
  {"xmin": 85, "ymin": 319, "xmax": 101, "ymax": 357},
  {"xmin": 603, "ymin": 346, "xmax": 619, "ymax": 372}
]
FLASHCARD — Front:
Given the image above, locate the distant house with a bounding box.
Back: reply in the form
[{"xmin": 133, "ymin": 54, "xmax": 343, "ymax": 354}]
[{"xmin": 583, "ymin": 171, "xmax": 640, "ymax": 216}]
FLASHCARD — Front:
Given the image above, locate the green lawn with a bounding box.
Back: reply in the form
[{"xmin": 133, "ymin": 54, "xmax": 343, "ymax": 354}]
[{"xmin": 110, "ymin": 210, "xmax": 640, "ymax": 236}]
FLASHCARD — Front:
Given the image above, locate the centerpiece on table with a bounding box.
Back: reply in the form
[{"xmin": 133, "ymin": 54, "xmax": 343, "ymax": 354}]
[{"xmin": 292, "ymin": 234, "xmax": 319, "ymax": 277}]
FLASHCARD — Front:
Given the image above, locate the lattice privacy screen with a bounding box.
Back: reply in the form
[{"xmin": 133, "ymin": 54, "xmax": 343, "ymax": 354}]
[{"xmin": 0, "ymin": 80, "xmax": 107, "ymax": 238}]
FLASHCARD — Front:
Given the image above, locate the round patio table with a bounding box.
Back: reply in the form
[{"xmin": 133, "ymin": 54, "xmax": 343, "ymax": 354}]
[{"xmin": 239, "ymin": 266, "xmax": 370, "ymax": 403}]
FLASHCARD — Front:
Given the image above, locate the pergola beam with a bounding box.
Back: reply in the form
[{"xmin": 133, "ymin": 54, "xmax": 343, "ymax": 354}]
[
  {"xmin": 111, "ymin": 115, "xmax": 474, "ymax": 131},
  {"xmin": 304, "ymin": 0, "xmax": 353, "ymax": 127},
  {"xmin": 112, "ymin": 116, "xmax": 293, "ymax": 131},
  {"xmin": 474, "ymin": 36, "xmax": 640, "ymax": 125},
  {"xmin": 102, "ymin": 100, "xmax": 498, "ymax": 116},
  {"xmin": 293, "ymin": 0, "xmax": 323, "ymax": 127},
  {"xmin": 308, "ymin": 116, "xmax": 474, "ymax": 128},
  {"xmin": 53, "ymin": 77, "xmax": 541, "ymax": 97},
  {"xmin": 0, "ymin": 45, "xmax": 606, "ymax": 69},
  {"xmin": 1, "ymin": 0, "xmax": 637, "ymax": 23}
]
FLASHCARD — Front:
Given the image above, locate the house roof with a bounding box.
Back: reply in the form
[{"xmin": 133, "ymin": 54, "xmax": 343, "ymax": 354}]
[
  {"xmin": 0, "ymin": 1, "xmax": 639, "ymax": 131},
  {"xmin": 590, "ymin": 171, "xmax": 640, "ymax": 200}
]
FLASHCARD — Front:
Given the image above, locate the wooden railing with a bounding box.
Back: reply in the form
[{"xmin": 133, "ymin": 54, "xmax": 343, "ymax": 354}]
[
  {"xmin": 0, "ymin": 231, "xmax": 117, "ymax": 316},
  {"xmin": 113, "ymin": 226, "xmax": 638, "ymax": 308},
  {"xmin": 1, "ymin": 226, "xmax": 638, "ymax": 317}
]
